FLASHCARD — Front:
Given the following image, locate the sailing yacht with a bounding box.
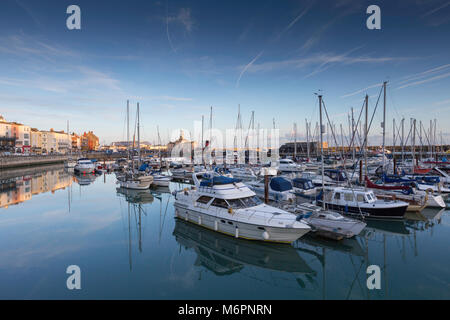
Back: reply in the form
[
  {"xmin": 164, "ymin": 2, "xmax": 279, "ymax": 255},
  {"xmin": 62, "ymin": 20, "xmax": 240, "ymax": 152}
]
[
  {"xmin": 116, "ymin": 101, "xmax": 154, "ymax": 190},
  {"xmin": 117, "ymin": 172, "xmax": 153, "ymax": 190},
  {"xmin": 173, "ymin": 172, "xmax": 311, "ymax": 243}
]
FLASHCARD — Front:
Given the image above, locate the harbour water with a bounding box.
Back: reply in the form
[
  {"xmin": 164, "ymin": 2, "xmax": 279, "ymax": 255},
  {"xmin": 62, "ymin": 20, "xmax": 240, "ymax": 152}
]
[{"xmin": 0, "ymin": 165, "xmax": 449, "ymax": 299}]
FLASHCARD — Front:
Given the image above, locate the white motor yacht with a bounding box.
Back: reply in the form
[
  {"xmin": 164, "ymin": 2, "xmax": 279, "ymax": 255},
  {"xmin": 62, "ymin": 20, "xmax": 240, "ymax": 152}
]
[
  {"xmin": 73, "ymin": 158, "xmax": 95, "ymax": 174},
  {"xmin": 278, "ymin": 159, "xmax": 304, "ymax": 173},
  {"xmin": 173, "ymin": 172, "xmax": 310, "ymax": 243}
]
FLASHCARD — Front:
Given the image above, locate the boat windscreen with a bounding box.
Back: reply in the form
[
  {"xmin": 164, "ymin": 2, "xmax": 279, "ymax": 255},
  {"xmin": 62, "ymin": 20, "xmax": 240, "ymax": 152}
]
[{"xmin": 270, "ymin": 177, "xmax": 292, "ymax": 192}]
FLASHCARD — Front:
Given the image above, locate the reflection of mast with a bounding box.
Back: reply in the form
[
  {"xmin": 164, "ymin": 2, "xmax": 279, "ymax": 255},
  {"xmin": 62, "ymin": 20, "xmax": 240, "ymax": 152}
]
[
  {"xmin": 128, "ymin": 202, "xmax": 132, "ymax": 271},
  {"xmin": 138, "ymin": 204, "xmax": 142, "ymax": 253},
  {"xmin": 322, "ymin": 248, "xmax": 326, "ymax": 300}
]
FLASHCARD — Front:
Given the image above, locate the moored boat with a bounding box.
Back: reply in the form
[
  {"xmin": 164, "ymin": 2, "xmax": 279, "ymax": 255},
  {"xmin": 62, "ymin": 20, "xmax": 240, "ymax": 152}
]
[{"xmin": 173, "ymin": 172, "xmax": 310, "ymax": 243}]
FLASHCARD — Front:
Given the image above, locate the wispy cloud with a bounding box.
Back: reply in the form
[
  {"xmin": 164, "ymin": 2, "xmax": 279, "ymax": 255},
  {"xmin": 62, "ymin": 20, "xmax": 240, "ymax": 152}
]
[
  {"xmin": 277, "ymin": 2, "xmax": 314, "ymax": 39},
  {"xmin": 421, "ymin": 1, "xmax": 450, "ymax": 18},
  {"xmin": 243, "ymin": 52, "xmax": 411, "ymax": 75},
  {"xmin": 341, "ymin": 82, "xmax": 383, "ymax": 98},
  {"xmin": 236, "ymin": 50, "xmax": 264, "ymax": 88},
  {"xmin": 397, "ymin": 63, "xmax": 450, "ymax": 85},
  {"xmin": 303, "ymin": 45, "xmax": 364, "ymax": 78},
  {"xmin": 397, "ymin": 71, "xmax": 450, "ymax": 89},
  {"xmin": 14, "ymin": 0, "xmax": 42, "ymax": 27}
]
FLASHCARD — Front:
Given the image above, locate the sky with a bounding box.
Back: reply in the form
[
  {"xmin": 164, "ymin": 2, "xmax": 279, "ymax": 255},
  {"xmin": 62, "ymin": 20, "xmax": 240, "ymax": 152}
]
[{"xmin": 0, "ymin": 0, "xmax": 449, "ymax": 146}]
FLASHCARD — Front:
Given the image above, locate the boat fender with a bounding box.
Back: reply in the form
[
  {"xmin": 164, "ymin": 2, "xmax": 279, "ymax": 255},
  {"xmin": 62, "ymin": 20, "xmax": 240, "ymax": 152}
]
[
  {"xmin": 263, "ymin": 231, "xmax": 270, "ymax": 240},
  {"xmin": 214, "ymin": 220, "xmax": 218, "ymax": 231},
  {"xmin": 185, "ymin": 212, "xmax": 188, "ymax": 221},
  {"xmin": 228, "ymin": 207, "xmax": 233, "ymax": 214},
  {"xmin": 198, "ymin": 216, "xmax": 202, "ymax": 225},
  {"xmin": 235, "ymin": 227, "xmax": 239, "ymax": 238}
]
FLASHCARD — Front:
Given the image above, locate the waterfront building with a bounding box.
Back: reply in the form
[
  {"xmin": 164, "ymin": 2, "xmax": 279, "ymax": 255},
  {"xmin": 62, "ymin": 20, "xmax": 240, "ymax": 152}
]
[
  {"xmin": 167, "ymin": 130, "xmax": 196, "ymax": 156},
  {"xmin": 30, "ymin": 128, "xmax": 43, "ymax": 154},
  {"xmin": 0, "ymin": 116, "xmax": 31, "ymax": 152},
  {"xmin": 71, "ymin": 133, "xmax": 81, "ymax": 151},
  {"xmin": 279, "ymin": 141, "xmax": 328, "ymax": 157},
  {"xmin": 40, "ymin": 129, "xmax": 70, "ymax": 154},
  {"xmin": 81, "ymin": 131, "xmax": 99, "ymax": 151},
  {"xmin": 0, "ymin": 116, "xmax": 15, "ymax": 150}
]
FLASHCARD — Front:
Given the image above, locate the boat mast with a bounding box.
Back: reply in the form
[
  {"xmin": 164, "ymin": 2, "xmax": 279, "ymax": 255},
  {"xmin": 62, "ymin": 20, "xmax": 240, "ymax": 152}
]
[
  {"xmin": 401, "ymin": 118, "xmax": 405, "ymax": 165},
  {"xmin": 210, "ymin": 106, "xmax": 213, "ymax": 165},
  {"xmin": 351, "ymin": 107, "xmax": 355, "ymax": 162},
  {"xmin": 306, "ymin": 119, "xmax": 310, "ymax": 161},
  {"xmin": 127, "ymin": 100, "xmax": 130, "ymax": 161},
  {"xmin": 382, "ymin": 81, "xmax": 387, "ymax": 176},
  {"xmin": 364, "ymin": 94, "xmax": 368, "ymax": 189},
  {"xmin": 412, "ymin": 118, "xmax": 416, "ymax": 171},
  {"xmin": 318, "ymin": 94, "xmax": 325, "ymax": 210},
  {"xmin": 294, "ymin": 122, "xmax": 297, "ymax": 160},
  {"xmin": 157, "ymin": 125, "xmax": 162, "ymax": 168},
  {"xmin": 201, "ymin": 115, "xmax": 204, "ymax": 167},
  {"xmin": 137, "ymin": 102, "xmax": 141, "ymax": 164}
]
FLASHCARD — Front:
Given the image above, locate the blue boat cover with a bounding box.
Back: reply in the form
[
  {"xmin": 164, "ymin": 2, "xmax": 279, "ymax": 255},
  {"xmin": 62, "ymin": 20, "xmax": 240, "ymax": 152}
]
[
  {"xmin": 270, "ymin": 177, "xmax": 292, "ymax": 192},
  {"xmin": 200, "ymin": 176, "xmax": 242, "ymax": 186},
  {"xmin": 139, "ymin": 163, "xmax": 149, "ymax": 171}
]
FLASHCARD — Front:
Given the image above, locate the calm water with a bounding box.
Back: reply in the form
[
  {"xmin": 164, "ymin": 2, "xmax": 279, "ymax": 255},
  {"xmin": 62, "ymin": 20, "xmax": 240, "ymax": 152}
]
[{"xmin": 0, "ymin": 165, "xmax": 449, "ymax": 299}]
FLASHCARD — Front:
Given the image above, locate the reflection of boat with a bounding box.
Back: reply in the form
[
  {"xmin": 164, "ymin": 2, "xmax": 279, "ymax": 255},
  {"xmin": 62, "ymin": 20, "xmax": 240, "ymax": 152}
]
[
  {"xmin": 74, "ymin": 173, "xmax": 97, "ymax": 186},
  {"xmin": 151, "ymin": 185, "xmax": 171, "ymax": 194},
  {"xmin": 296, "ymin": 234, "xmax": 366, "ymax": 257},
  {"xmin": 116, "ymin": 187, "xmax": 154, "ymax": 204},
  {"xmin": 362, "ymin": 219, "xmax": 410, "ymax": 236},
  {"xmin": 420, "ymin": 208, "xmax": 445, "ymax": 220},
  {"xmin": 74, "ymin": 158, "xmax": 95, "ymax": 174},
  {"xmin": 173, "ymin": 219, "xmax": 315, "ymax": 275},
  {"xmin": 279, "ymin": 202, "xmax": 366, "ymax": 239}
]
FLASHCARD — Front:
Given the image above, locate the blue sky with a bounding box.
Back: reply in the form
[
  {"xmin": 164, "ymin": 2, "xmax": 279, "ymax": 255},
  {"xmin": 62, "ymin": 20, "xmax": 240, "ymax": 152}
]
[{"xmin": 0, "ymin": 0, "xmax": 449, "ymax": 145}]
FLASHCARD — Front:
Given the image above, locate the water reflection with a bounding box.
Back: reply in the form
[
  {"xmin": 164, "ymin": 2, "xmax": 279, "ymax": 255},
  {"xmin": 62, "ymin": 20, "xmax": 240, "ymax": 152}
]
[
  {"xmin": 0, "ymin": 165, "xmax": 74, "ymax": 209},
  {"xmin": 117, "ymin": 187, "xmax": 155, "ymax": 204},
  {"xmin": 0, "ymin": 169, "xmax": 448, "ymax": 299},
  {"xmin": 73, "ymin": 173, "xmax": 98, "ymax": 186},
  {"xmin": 173, "ymin": 218, "xmax": 315, "ymax": 275}
]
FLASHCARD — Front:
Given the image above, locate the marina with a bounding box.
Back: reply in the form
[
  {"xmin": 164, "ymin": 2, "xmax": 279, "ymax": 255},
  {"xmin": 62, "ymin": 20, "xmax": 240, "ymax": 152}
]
[
  {"xmin": 0, "ymin": 165, "xmax": 449, "ymax": 299},
  {"xmin": 0, "ymin": 0, "xmax": 449, "ymax": 304}
]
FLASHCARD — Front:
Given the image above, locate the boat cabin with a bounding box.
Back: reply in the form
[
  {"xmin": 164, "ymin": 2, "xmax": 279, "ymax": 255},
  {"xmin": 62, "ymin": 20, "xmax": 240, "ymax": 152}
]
[
  {"xmin": 292, "ymin": 178, "xmax": 315, "ymax": 190},
  {"xmin": 323, "ymin": 187, "xmax": 377, "ymax": 205},
  {"xmin": 324, "ymin": 169, "xmax": 347, "ymax": 182}
]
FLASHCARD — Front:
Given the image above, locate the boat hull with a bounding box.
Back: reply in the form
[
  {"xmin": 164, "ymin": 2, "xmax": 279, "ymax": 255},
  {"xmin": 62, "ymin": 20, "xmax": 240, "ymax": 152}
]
[
  {"xmin": 174, "ymin": 206, "xmax": 309, "ymax": 243},
  {"xmin": 317, "ymin": 201, "xmax": 407, "ymax": 219},
  {"xmin": 118, "ymin": 176, "xmax": 153, "ymax": 190}
]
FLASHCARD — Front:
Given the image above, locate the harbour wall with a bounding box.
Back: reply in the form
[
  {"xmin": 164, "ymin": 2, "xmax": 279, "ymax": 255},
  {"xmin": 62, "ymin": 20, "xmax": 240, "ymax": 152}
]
[{"xmin": 0, "ymin": 155, "xmax": 68, "ymax": 170}]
